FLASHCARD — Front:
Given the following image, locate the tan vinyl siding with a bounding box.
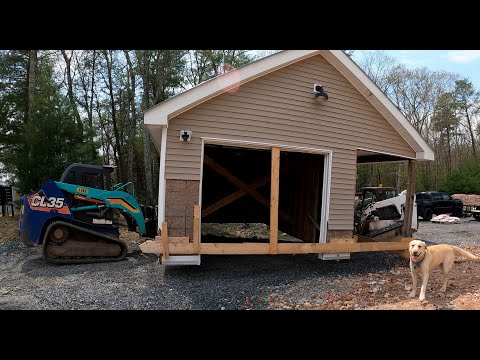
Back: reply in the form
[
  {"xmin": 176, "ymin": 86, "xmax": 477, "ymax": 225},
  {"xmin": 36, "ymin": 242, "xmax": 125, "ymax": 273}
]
[{"xmin": 164, "ymin": 54, "xmax": 416, "ymax": 230}]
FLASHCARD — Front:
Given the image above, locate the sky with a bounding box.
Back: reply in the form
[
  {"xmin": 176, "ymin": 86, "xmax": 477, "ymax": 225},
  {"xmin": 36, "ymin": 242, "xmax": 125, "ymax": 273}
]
[{"xmin": 352, "ymin": 50, "xmax": 480, "ymax": 88}]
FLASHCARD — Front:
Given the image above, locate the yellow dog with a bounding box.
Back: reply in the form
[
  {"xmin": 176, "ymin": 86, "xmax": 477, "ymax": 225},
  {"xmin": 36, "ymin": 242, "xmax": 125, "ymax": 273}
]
[{"xmin": 409, "ymin": 240, "xmax": 479, "ymax": 301}]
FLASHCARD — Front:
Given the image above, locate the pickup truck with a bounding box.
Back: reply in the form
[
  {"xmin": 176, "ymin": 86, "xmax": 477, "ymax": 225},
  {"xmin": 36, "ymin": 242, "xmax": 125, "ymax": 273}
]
[{"xmin": 415, "ymin": 191, "xmax": 463, "ymax": 221}]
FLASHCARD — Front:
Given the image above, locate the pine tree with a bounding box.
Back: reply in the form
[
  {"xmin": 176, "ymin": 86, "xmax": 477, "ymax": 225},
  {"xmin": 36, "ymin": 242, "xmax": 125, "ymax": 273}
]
[{"xmin": 1, "ymin": 51, "xmax": 93, "ymax": 193}]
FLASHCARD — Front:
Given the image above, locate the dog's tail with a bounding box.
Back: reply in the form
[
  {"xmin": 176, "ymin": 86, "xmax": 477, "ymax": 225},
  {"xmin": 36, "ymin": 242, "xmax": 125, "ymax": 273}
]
[{"xmin": 452, "ymin": 246, "xmax": 479, "ymax": 261}]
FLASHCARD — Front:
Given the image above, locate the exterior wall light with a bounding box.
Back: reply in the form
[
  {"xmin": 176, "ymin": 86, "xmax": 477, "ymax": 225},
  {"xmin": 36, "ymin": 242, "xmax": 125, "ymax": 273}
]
[
  {"xmin": 314, "ymin": 84, "xmax": 329, "ymax": 101},
  {"xmin": 180, "ymin": 130, "xmax": 192, "ymax": 142}
]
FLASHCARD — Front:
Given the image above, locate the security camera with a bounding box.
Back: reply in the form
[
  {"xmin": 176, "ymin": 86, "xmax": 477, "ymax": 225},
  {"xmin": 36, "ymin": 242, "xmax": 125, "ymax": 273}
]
[
  {"xmin": 180, "ymin": 130, "xmax": 192, "ymax": 142},
  {"xmin": 313, "ymin": 83, "xmax": 329, "ymax": 100}
]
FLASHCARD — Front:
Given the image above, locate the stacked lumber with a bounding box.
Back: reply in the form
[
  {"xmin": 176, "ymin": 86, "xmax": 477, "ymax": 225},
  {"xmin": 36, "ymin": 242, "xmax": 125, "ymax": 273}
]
[{"xmin": 451, "ymin": 194, "xmax": 480, "ymax": 206}]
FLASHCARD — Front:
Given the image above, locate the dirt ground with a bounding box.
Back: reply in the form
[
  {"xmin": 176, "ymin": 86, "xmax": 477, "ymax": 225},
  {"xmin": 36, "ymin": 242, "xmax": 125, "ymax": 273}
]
[
  {"xmin": 0, "ymin": 216, "xmax": 19, "ymax": 245},
  {"xmin": 260, "ymin": 246, "xmax": 480, "ymax": 310},
  {"xmin": 1, "ymin": 215, "xmax": 480, "ymax": 310},
  {"xmin": 259, "ymin": 219, "xmax": 480, "ymax": 310}
]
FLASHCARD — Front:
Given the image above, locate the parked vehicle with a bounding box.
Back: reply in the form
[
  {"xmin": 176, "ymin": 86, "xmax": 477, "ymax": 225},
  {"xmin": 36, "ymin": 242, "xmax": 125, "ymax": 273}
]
[
  {"xmin": 415, "ymin": 191, "xmax": 463, "ymax": 221},
  {"xmin": 19, "ymin": 163, "xmax": 157, "ymax": 264},
  {"xmin": 354, "ymin": 187, "xmax": 417, "ymax": 237}
]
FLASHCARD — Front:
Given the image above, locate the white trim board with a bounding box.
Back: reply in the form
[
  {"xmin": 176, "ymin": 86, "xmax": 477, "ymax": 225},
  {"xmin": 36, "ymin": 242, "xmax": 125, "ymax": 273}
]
[
  {"xmin": 198, "ymin": 138, "xmax": 205, "ymax": 247},
  {"xmin": 202, "ymin": 137, "xmax": 332, "ymax": 155},
  {"xmin": 356, "ymin": 147, "xmax": 416, "ymax": 160},
  {"xmin": 321, "ymin": 149, "xmax": 332, "ymax": 245},
  {"xmin": 157, "ymin": 125, "xmax": 168, "ymax": 231},
  {"xmin": 144, "ymin": 50, "xmax": 434, "ymax": 161}
]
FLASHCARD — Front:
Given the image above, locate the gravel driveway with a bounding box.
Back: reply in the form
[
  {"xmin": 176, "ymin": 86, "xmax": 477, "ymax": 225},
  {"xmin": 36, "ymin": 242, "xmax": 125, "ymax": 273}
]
[
  {"xmin": 415, "ymin": 217, "xmax": 480, "ymax": 246},
  {"xmin": 1, "ymin": 216, "xmax": 479, "ymax": 310}
]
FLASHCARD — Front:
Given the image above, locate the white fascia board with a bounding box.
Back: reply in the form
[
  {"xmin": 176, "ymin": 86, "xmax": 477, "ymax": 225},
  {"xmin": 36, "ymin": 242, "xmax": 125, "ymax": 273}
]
[{"xmin": 145, "ymin": 113, "xmax": 168, "ymax": 126}]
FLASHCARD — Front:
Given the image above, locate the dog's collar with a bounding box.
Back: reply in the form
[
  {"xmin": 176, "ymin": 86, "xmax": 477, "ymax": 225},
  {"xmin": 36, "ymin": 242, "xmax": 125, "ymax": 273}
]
[{"xmin": 411, "ymin": 251, "xmax": 426, "ymax": 269}]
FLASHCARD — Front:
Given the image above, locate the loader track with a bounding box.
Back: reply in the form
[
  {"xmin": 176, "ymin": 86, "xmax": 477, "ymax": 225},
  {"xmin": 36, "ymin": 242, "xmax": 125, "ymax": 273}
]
[
  {"xmin": 42, "ymin": 220, "xmax": 128, "ymax": 264},
  {"xmin": 364, "ymin": 222, "xmax": 404, "ymax": 239}
]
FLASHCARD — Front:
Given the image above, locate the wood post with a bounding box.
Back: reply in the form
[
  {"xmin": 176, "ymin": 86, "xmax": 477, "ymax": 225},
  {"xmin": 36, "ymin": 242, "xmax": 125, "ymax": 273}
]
[
  {"xmin": 270, "ymin": 147, "xmax": 280, "ymax": 254},
  {"xmin": 161, "ymin": 222, "xmax": 169, "ymax": 260},
  {"xmin": 402, "ymin": 160, "xmax": 417, "ymax": 237},
  {"xmin": 193, "ymin": 204, "xmax": 200, "ymax": 254}
]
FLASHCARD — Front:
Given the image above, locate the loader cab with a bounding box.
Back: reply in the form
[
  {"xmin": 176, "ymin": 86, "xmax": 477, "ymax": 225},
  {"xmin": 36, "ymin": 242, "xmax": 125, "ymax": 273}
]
[
  {"xmin": 358, "ymin": 187, "xmax": 397, "ymax": 208},
  {"xmin": 354, "ymin": 187, "xmax": 397, "ymax": 219},
  {"xmin": 60, "ymin": 163, "xmax": 115, "ymax": 190},
  {"xmin": 354, "ymin": 187, "xmax": 400, "ymax": 236}
]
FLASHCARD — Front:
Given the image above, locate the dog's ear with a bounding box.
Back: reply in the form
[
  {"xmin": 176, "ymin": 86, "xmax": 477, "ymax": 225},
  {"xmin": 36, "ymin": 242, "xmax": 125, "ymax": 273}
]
[{"xmin": 421, "ymin": 241, "xmax": 427, "ymax": 249}]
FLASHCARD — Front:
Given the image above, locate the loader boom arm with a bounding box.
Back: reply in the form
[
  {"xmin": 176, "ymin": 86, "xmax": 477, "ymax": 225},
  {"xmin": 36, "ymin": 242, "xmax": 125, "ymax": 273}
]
[{"xmin": 54, "ymin": 181, "xmax": 147, "ymax": 236}]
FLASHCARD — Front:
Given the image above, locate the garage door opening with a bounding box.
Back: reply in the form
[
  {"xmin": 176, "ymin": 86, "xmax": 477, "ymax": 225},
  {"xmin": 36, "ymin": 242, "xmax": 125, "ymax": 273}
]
[
  {"xmin": 201, "ymin": 144, "xmax": 325, "ymax": 244},
  {"xmin": 278, "ymin": 151, "xmax": 324, "ymax": 243},
  {"xmin": 201, "ymin": 144, "xmax": 271, "ymax": 243}
]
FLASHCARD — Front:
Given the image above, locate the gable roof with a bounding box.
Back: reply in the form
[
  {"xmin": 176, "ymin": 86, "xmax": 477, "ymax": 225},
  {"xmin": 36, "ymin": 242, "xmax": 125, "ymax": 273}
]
[{"xmin": 144, "ymin": 50, "xmax": 434, "ymax": 161}]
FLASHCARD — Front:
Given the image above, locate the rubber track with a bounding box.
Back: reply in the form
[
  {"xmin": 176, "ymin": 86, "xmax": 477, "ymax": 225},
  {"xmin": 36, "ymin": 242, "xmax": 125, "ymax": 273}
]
[
  {"xmin": 364, "ymin": 222, "xmax": 404, "ymax": 238},
  {"xmin": 42, "ymin": 220, "xmax": 128, "ymax": 264}
]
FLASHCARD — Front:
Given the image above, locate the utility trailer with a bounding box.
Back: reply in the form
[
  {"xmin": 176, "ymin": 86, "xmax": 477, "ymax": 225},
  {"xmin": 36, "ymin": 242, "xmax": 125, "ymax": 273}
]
[
  {"xmin": 463, "ymin": 205, "xmax": 480, "ymax": 220},
  {"xmin": 452, "ymin": 194, "xmax": 480, "ymax": 220}
]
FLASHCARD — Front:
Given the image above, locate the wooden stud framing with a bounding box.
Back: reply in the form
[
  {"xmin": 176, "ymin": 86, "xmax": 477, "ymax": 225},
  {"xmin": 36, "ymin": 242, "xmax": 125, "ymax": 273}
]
[
  {"xmin": 203, "ymin": 155, "xmax": 292, "ymax": 223},
  {"xmin": 202, "ymin": 176, "xmax": 270, "ymax": 218},
  {"xmin": 402, "ymin": 160, "xmax": 417, "ymax": 237},
  {"xmin": 270, "ymin": 147, "xmax": 280, "ymax": 254},
  {"xmin": 193, "ymin": 204, "xmax": 200, "ymax": 254},
  {"xmin": 161, "ymin": 222, "xmax": 169, "ymax": 260}
]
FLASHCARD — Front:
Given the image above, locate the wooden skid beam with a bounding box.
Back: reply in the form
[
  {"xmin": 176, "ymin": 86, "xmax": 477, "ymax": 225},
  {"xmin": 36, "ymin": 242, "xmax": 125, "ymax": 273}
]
[
  {"xmin": 270, "ymin": 147, "xmax": 280, "ymax": 254},
  {"xmin": 203, "ymin": 155, "xmax": 292, "ymax": 223},
  {"xmin": 202, "ymin": 176, "xmax": 270, "ymax": 218},
  {"xmin": 154, "ymin": 236, "xmax": 189, "ymax": 243},
  {"xmin": 394, "ymin": 237, "xmax": 413, "ymax": 260},
  {"xmin": 140, "ymin": 240, "xmax": 410, "ymax": 255},
  {"xmin": 330, "ymin": 237, "xmax": 357, "ymax": 244}
]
